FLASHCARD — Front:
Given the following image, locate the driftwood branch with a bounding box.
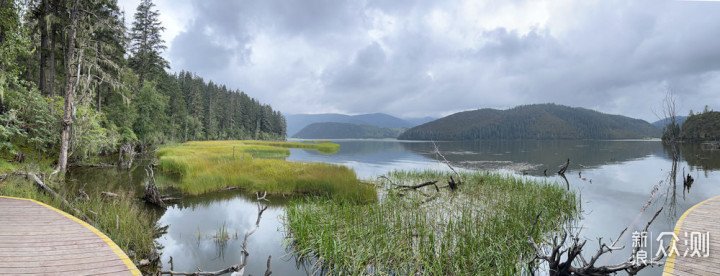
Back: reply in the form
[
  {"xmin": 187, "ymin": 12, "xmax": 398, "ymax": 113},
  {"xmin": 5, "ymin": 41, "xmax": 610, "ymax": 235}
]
[
  {"xmin": 558, "ymin": 158, "xmax": 570, "ymax": 175},
  {"xmin": 431, "ymin": 141, "xmax": 463, "ymax": 185},
  {"xmin": 379, "ymin": 175, "xmax": 440, "ymax": 192},
  {"xmin": 160, "ymin": 192, "xmax": 272, "ymax": 276},
  {"xmin": 528, "ymin": 182, "xmax": 666, "ymax": 275}
]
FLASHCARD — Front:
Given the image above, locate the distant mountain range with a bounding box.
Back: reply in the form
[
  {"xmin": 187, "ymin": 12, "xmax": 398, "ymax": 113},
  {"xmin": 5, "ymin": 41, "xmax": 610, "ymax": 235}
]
[
  {"xmin": 398, "ymin": 104, "xmax": 661, "ymax": 140},
  {"xmin": 285, "ymin": 113, "xmax": 433, "ymax": 137},
  {"xmin": 292, "ymin": 122, "xmax": 405, "ymax": 139},
  {"xmin": 651, "ymin": 116, "xmax": 688, "ymax": 129}
]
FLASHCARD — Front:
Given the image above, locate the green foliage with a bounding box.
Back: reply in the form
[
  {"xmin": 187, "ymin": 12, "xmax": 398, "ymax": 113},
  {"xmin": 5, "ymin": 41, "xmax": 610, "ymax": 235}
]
[
  {"xmin": 133, "ymin": 81, "xmax": 167, "ymax": 146},
  {"xmin": 0, "ymin": 0, "xmax": 33, "ymax": 77},
  {"xmin": 679, "ymin": 111, "xmax": 720, "ymax": 141},
  {"xmin": 2, "ymin": 0, "xmax": 286, "ymax": 169},
  {"xmin": 292, "ymin": 122, "xmax": 405, "ymax": 139},
  {"xmin": 155, "ymin": 140, "xmax": 374, "ymax": 200},
  {"xmin": 399, "ymin": 103, "xmax": 661, "ymax": 140},
  {"xmin": 0, "ymin": 73, "xmax": 59, "ymax": 155},
  {"xmin": 128, "ymin": 0, "xmax": 169, "ymax": 83},
  {"xmin": 285, "ymin": 170, "xmax": 578, "ymax": 275},
  {"xmin": 174, "ymin": 71, "xmax": 286, "ymax": 141},
  {"xmin": 71, "ymin": 106, "xmax": 119, "ymax": 160}
]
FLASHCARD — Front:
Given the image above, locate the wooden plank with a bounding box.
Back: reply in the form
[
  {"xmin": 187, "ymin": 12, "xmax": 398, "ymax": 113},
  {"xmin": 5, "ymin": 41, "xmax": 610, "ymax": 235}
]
[
  {"xmin": 0, "ymin": 236, "xmax": 102, "ymax": 246},
  {"xmin": 0, "ymin": 251, "xmax": 118, "ymax": 263},
  {"xmin": 0, "ymin": 197, "xmax": 138, "ymax": 275},
  {"xmin": 0, "ymin": 254, "xmax": 128, "ymax": 268},
  {"xmin": 667, "ymin": 195, "xmax": 720, "ymax": 276},
  {"xmin": 0, "ymin": 260, "xmax": 128, "ymax": 274}
]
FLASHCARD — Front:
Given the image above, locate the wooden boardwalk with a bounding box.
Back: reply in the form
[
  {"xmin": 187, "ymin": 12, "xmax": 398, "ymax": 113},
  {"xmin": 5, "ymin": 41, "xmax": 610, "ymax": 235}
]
[
  {"xmin": 0, "ymin": 196, "xmax": 140, "ymax": 275},
  {"xmin": 663, "ymin": 194, "xmax": 720, "ymax": 276}
]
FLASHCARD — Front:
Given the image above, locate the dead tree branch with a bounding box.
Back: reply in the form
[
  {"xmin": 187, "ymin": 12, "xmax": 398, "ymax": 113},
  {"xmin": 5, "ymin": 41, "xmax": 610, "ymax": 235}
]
[
  {"xmin": 160, "ymin": 192, "xmax": 272, "ymax": 276},
  {"xmin": 528, "ymin": 183, "xmax": 666, "ymax": 275},
  {"xmin": 558, "ymin": 158, "xmax": 570, "ymax": 175},
  {"xmin": 143, "ymin": 166, "xmax": 165, "ymax": 208},
  {"xmin": 431, "ymin": 141, "xmax": 463, "ymax": 185},
  {"xmin": 26, "ymin": 173, "xmax": 94, "ymax": 223}
]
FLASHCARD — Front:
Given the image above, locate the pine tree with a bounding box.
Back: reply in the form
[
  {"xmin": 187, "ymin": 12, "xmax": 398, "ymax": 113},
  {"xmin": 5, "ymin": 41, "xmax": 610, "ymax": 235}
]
[{"xmin": 128, "ymin": 0, "xmax": 167, "ymax": 85}]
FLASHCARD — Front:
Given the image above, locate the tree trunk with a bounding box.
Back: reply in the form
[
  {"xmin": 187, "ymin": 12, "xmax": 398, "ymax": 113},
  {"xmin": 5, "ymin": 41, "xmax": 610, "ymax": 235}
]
[
  {"xmin": 0, "ymin": 1, "xmax": 5, "ymax": 73},
  {"xmin": 39, "ymin": 0, "xmax": 48, "ymax": 95},
  {"xmin": 97, "ymin": 84, "xmax": 101, "ymax": 112},
  {"xmin": 57, "ymin": 0, "xmax": 80, "ymax": 174},
  {"xmin": 49, "ymin": 3, "xmax": 56, "ymax": 106}
]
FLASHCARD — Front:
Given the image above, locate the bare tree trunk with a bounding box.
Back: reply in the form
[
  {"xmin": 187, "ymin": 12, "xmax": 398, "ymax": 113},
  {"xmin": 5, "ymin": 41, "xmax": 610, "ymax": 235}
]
[
  {"xmin": 56, "ymin": 0, "xmax": 80, "ymax": 174},
  {"xmin": 97, "ymin": 84, "xmax": 102, "ymax": 112},
  {"xmin": 39, "ymin": 0, "xmax": 49, "ymax": 95},
  {"xmin": 49, "ymin": 6, "xmax": 56, "ymax": 113}
]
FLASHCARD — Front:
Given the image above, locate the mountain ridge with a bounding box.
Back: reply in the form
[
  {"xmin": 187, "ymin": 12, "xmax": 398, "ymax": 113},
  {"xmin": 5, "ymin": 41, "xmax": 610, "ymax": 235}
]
[
  {"xmin": 398, "ymin": 104, "xmax": 661, "ymax": 140},
  {"xmin": 292, "ymin": 122, "xmax": 405, "ymax": 139},
  {"xmin": 285, "ymin": 113, "xmax": 416, "ymax": 137}
]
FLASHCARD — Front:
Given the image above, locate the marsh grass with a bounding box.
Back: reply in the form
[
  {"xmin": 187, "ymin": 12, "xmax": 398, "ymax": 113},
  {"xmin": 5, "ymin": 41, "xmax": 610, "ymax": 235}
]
[
  {"xmin": 0, "ymin": 177, "xmax": 159, "ymax": 265},
  {"xmin": 213, "ymin": 222, "xmax": 236, "ymax": 244},
  {"xmin": 156, "ymin": 140, "xmax": 374, "ymax": 201},
  {"xmin": 284, "ymin": 170, "xmax": 579, "ymax": 275}
]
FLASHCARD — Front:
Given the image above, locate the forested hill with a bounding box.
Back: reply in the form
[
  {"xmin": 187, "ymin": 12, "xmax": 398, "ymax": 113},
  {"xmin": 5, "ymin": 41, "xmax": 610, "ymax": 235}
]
[
  {"xmin": 285, "ymin": 113, "xmax": 414, "ymax": 137},
  {"xmin": 292, "ymin": 122, "xmax": 404, "ymax": 139},
  {"xmin": 398, "ymin": 104, "xmax": 660, "ymax": 140},
  {"xmin": 0, "ymin": 0, "xmax": 284, "ymax": 172},
  {"xmin": 680, "ymin": 111, "xmax": 720, "ymax": 141}
]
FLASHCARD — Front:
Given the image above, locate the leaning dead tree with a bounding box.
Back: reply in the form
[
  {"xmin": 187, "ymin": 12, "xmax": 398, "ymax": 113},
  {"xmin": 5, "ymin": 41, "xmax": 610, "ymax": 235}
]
[
  {"xmin": 528, "ymin": 183, "xmax": 665, "ymax": 275},
  {"xmin": 431, "ymin": 141, "xmax": 463, "ymax": 188},
  {"xmin": 25, "ymin": 172, "xmax": 94, "ymax": 223},
  {"xmin": 160, "ymin": 192, "xmax": 272, "ymax": 276}
]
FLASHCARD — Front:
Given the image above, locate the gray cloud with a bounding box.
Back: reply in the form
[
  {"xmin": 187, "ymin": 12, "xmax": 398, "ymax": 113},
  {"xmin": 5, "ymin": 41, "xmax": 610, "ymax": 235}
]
[{"xmin": 160, "ymin": 0, "xmax": 720, "ymax": 121}]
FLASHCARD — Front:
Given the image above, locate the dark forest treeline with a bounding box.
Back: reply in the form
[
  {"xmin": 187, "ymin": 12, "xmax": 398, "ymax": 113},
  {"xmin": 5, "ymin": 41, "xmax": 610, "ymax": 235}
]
[
  {"xmin": 399, "ymin": 103, "xmax": 661, "ymax": 141},
  {"xmin": 678, "ymin": 111, "xmax": 720, "ymax": 141},
  {"xmin": 0, "ymin": 0, "xmax": 284, "ymax": 172}
]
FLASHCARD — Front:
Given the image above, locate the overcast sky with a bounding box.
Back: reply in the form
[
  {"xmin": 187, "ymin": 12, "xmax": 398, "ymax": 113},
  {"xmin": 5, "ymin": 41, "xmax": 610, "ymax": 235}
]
[{"xmin": 116, "ymin": 0, "xmax": 720, "ymax": 121}]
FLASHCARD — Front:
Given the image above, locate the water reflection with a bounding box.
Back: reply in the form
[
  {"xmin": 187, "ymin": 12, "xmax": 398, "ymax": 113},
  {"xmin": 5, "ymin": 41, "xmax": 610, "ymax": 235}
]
[
  {"xmin": 402, "ymin": 140, "xmax": 665, "ymax": 176},
  {"xmin": 62, "ymin": 139, "xmax": 720, "ymax": 275}
]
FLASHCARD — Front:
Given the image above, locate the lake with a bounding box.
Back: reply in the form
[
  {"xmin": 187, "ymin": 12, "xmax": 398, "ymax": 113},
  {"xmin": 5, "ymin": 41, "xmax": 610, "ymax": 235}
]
[{"xmin": 66, "ymin": 139, "xmax": 720, "ymax": 275}]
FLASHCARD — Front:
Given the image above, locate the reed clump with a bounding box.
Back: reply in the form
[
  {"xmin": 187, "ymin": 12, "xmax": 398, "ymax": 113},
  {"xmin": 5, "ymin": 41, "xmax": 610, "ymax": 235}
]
[
  {"xmin": 284, "ymin": 170, "xmax": 579, "ymax": 275},
  {"xmin": 156, "ymin": 140, "xmax": 374, "ymax": 201}
]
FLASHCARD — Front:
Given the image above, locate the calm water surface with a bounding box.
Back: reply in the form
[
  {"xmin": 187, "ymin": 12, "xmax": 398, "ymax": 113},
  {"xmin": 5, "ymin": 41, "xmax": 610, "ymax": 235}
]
[{"xmin": 66, "ymin": 139, "xmax": 720, "ymax": 275}]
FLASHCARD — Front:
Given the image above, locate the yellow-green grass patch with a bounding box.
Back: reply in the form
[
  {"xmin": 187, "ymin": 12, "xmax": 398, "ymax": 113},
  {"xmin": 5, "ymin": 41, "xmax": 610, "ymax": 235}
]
[{"xmin": 156, "ymin": 140, "xmax": 374, "ymax": 201}]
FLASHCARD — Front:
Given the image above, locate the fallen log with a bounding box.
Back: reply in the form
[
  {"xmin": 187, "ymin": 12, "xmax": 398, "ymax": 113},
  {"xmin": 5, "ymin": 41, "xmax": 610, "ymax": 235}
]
[
  {"xmin": 70, "ymin": 163, "xmax": 116, "ymax": 168},
  {"xmin": 27, "ymin": 173, "xmax": 94, "ymax": 224}
]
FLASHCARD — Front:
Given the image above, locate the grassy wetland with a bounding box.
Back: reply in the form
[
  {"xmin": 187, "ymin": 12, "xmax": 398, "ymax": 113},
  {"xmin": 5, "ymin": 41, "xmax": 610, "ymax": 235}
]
[
  {"xmin": 156, "ymin": 140, "xmax": 374, "ymax": 201},
  {"xmin": 284, "ymin": 170, "xmax": 578, "ymax": 275}
]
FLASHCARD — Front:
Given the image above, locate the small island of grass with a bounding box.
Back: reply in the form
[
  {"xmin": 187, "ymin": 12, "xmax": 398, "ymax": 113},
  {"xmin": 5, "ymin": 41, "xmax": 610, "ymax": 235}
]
[
  {"xmin": 285, "ymin": 170, "xmax": 578, "ymax": 274},
  {"xmin": 156, "ymin": 140, "xmax": 375, "ymax": 201}
]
